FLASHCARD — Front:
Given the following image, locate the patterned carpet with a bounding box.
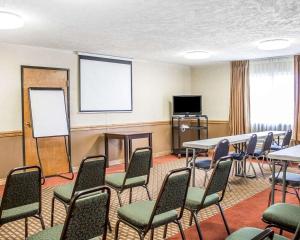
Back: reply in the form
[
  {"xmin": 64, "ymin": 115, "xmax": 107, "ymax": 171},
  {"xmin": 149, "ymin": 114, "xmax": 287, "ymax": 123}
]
[{"xmin": 0, "ymin": 158, "xmax": 275, "ymax": 240}]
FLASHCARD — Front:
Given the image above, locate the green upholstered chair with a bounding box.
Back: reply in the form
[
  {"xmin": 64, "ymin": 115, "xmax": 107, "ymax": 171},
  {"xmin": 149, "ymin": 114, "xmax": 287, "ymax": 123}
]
[
  {"xmin": 105, "ymin": 147, "xmax": 152, "ymax": 206},
  {"xmin": 28, "ymin": 186, "xmax": 111, "ymax": 240},
  {"xmin": 226, "ymin": 222, "xmax": 300, "ymax": 240},
  {"xmin": 0, "ymin": 166, "xmax": 44, "ymax": 238},
  {"xmin": 262, "ymin": 203, "xmax": 300, "ymax": 234},
  {"xmin": 114, "ymin": 167, "xmax": 191, "ymax": 240},
  {"xmin": 185, "ymin": 156, "xmax": 233, "ymax": 240},
  {"xmin": 51, "ymin": 155, "xmax": 106, "ymax": 226}
]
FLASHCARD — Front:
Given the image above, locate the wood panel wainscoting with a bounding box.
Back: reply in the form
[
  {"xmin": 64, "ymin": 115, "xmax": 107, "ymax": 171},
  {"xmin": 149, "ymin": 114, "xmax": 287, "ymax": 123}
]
[{"xmin": 0, "ymin": 120, "xmax": 229, "ymax": 179}]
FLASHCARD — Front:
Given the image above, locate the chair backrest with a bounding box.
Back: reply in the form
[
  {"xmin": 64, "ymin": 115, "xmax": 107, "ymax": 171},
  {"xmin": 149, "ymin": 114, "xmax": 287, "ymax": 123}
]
[
  {"xmin": 282, "ymin": 129, "xmax": 292, "ymax": 148},
  {"xmin": 246, "ymin": 134, "xmax": 257, "ymax": 155},
  {"xmin": 0, "ymin": 166, "xmax": 41, "ymax": 219},
  {"xmin": 61, "ymin": 186, "xmax": 110, "ymax": 240},
  {"xmin": 212, "ymin": 139, "xmax": 230, "ymax": 163},
  {"xmin": 124, "ymin": 147, "xmax": 152, "ymax": 182},
  {"xmin": 73, "ymin": 155, "xmax": 106, "ymax": 194},
  {"xmin": 261, "ymin": 132, "xmax": 273, "ymax": 153},
  {"xmin": 147, "ymin": 167, "xmax": 191, "ymax": 231},
  {"xmin": 201, "ymin": 157, "xmax": 233, "ymax": 206}
]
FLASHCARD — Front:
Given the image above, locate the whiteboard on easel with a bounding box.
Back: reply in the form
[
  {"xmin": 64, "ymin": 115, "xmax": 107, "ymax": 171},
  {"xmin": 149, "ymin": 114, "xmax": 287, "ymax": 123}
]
[{"xmin": 29, "ymin": 88, "xmax": 69, "ymax": 138}]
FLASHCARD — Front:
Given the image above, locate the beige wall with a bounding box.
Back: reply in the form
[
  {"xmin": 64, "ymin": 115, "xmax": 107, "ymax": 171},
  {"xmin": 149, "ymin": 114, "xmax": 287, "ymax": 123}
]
[
  {"xmin": 0, "ymin": 42, "xmax": 191, "ymax": 131},
  {"xmin": 0, "ymin": 42, "xmax": 192, "ymax": 178},
  {"xmin": 191, "ymin": 62, "xmax": 231, "ymax": 120},
  {"xmin": 0, "ymin": 42, "xmax": 231, "ymax": 179}
]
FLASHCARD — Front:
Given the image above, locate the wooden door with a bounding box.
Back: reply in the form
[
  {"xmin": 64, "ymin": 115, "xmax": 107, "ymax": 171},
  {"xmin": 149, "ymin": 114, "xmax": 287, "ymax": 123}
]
[{"xmin": 22, "ymin": 66, "xmax": 71, "ymax": 176}]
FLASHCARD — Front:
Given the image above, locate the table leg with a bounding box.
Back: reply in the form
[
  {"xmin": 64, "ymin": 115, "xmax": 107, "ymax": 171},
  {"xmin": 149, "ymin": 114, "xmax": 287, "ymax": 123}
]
[
  {"xmin": 129, "ymin": 138, "xmax": 132, "ymax": 159},
  {"xmin": 282, "ymin": 161, "xmax": 288, "ymax": 203},
  {"xmin": 186, "ymin": 148, "xmax": 189, "ymax": 167},
  {"xmin": 192, "ymin": 148, "xmax": 196, "ymax": 187},
  {"xmin": 124, "ymin": 137, "xmax": 129, "ymax": 171},
  {"xmin": 271, "ymin": 160, "xmax": 276, "ymax": 205},
  {"xmin": 149, "ymin": 133, "xmax": 153, "ymax": 167},
  {"xmin": 105, "ymin": 134, "xmax": 109, "ymax": 167}
]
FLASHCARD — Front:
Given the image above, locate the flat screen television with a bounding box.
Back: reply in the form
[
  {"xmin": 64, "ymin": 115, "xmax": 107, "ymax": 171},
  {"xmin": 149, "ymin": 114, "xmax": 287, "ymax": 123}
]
[{"xmin": 173, "ymin": 95, "xmax": 202, "ymax": 116}]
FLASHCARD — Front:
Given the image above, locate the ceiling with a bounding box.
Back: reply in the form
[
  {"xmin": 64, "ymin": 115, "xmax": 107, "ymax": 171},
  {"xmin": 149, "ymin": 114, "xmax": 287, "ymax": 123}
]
[{"xmin": 1, "ymin": 0, "xmax": 300, "ymax": 65}]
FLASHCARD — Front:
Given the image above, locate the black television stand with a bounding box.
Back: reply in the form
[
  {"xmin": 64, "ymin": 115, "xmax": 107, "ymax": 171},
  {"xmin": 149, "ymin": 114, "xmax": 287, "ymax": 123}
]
[{"xmin": 171, "ymin": 115, "xmax": 208, "ymax": 158}]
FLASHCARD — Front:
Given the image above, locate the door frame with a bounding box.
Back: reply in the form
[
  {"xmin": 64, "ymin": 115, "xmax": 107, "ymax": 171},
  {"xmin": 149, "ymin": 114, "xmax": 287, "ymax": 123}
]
[{"xmin": 21, "ymin": 65, "xmax": 72, "ymax": 174}]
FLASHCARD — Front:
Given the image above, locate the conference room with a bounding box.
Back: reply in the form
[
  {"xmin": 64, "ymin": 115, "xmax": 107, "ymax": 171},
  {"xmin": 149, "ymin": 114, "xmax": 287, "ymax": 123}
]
[{"xmin": 1, "ymin": 1, "xmax": 300, "ymax": 240}]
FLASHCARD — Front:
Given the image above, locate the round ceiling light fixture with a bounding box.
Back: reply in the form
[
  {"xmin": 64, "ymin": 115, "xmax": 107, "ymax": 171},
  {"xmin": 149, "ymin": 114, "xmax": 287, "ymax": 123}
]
[
  {"xmin": 258, "ymin": 39, "xmax": 291, "ymax": 50},
  {"xmin": 0, "ymin": 11, "xmax": 24, "ymax": 29},
  {"xmin": 184, "ymin": 51, "xmax": 211, "ymax": 59}
]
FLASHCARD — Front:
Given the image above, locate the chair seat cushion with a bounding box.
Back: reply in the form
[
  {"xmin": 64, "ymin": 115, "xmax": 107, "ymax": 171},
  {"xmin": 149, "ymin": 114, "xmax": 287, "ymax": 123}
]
[
  {"xmin": 53, "ymin": 183, "xmax": 74, "ymax": 203},
  {"xmin": 226, "ymin": 227, "xmax": 288, "ymax": 240},
  {"xmin": 0, "ymin": 202, "xmax": 39, "ymax": 224},
  {"xmin": 263, "ymin": 203, "xmax": 300, "ymax": 231},
  {"xmin": 269, "ymin": 172, "xmax": 300, "ymax": 187},
  {"xmin": 28, "ymin": 224, "xmax": 63, "ymax": 240},
  {"xmin": 271, "ymin": 144, "xmax": 282, "ymax": 151},
  {"xmin": 117, "ymin": 200, "xmax": 177, "ymax": 228},
  {"xmin": 193, "ymin": 159, "xmax": 212, "ymax": 169},
  {"xmin": 253, "ymin": 149, "xmax": 263, "ymax": 157},
  {"xmin": 105, "ymin": 173, "xmax": 146, "ymax": 189},
  {"xmin": 230, "ymin": 152, "xmax": 245, "ymax": 161},
  {"xmin": 185, "ymin": 187, "xmax": 219, "ymax": 210}
]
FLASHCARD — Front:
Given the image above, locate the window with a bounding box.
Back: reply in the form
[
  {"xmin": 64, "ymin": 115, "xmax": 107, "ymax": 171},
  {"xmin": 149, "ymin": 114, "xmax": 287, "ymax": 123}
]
[{"xmin": 249, "ymin": 57, "xmax": 294, "ymax": 132}]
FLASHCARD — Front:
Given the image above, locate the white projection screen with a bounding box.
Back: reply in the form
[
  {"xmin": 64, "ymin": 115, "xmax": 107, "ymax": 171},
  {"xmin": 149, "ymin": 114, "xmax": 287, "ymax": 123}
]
[
  {"xmin": 79, "ymin": 55, "xmax": 132, "ymax": 112},
  {"xmin": 29, "ymin": 88, "xmax": 69, "ymax": 138}
]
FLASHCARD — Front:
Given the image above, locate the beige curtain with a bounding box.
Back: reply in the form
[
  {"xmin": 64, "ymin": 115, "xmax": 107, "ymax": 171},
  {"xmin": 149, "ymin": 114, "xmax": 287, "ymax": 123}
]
[
  {"xmin": 229, "ymin": 60, "xmax": 250, "ymax": 135},
  {"xmin": 294, "ymin": 55, "xmax": 300, "ymax": 142}
]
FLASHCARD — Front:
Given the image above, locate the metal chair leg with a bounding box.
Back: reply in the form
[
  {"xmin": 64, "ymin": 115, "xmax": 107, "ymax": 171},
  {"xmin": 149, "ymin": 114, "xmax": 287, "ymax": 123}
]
[
  {"xmin": 145, "ymin": 185, "xmax": 152, "ymax": 200},
  {"xmin": 231, "ymin": 162, "xmax": 236, "ymax": 176},
  {"xmin": 242, "ymin": 160, "xmax": 247, "ymax": 179},
  {"xmin": 150, "ymin": 229, "xmax": 154, "ymax": 240},
  {"xmin": 192, "ymin": 211, "xmax": 203, "ymax": 240},
  {"xmin": 108, "ymin": 220, "xmax": 112, "ymax": 233},
  {"xmin": 39, "ymin": 215, "xmax": 45, "ymax": 230},
  {"xmin": 51, "ymin": 197, "xmax": 55, "ymax": 227},
  {"xmin": 257, "ymin": 158, "xmax": 265, "ymax": 178},
  {"xmin": 117, "ymin": 191, "xmax": 123, "ymax": 207},
  {"xmin": 266, "ymin": 157, "xmax": 273, "ymax": 172},
  {"xmin": 268, "ymin": 189, "xmax": 272, "ymax": 207},
  {"xmin": 176, "ymin": 220, "xmax": 186, "ymax": 240},
  {"xmin": 114, "ymin": 219, "xmax": 121, "ymax": 240},
  {"xmin": 203, "ymin": 171, "xmax": 208, "ymax": 187},
  {"xmin": 189, "ymin": 212, "xmax": 193, "ymax": 226},
  {"xmin": 25, "ymin": 217, "xmax": 28, "ymax": 238},
  {"xmin": 249, "ymin": 161, "xmax": 257, "ymax": 178},
  {"xmin": 129, "ymin": 188, "xmax": 132, "ymax": 204},
  {"xmin": 247, "ymin": 159, "xmax": 251, "ymax": 173},
  {"xmin": 227, "ymin": 182, "xmax": 232, "ymax": 191},
  {"xmin": 217, "ymin": 203, "xmax": 230, "ymax": 235},
  {"xmin": 294, "ymin": 188, "xmax": 300, "ymax": 204},
  {"xmin": 163, "ymin": 224, "xmax": 168, "ymax": 238},
  {"xmin": 138, "ymin": 232, "xmax": 145, "ymax": 240}
]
